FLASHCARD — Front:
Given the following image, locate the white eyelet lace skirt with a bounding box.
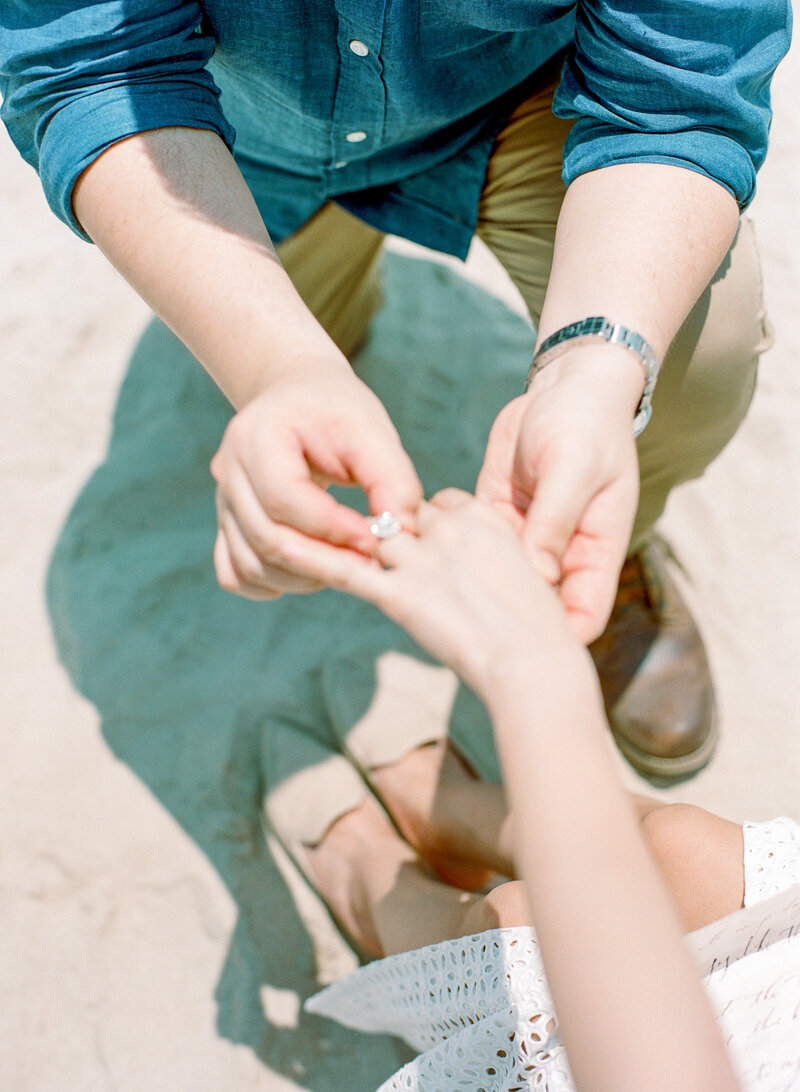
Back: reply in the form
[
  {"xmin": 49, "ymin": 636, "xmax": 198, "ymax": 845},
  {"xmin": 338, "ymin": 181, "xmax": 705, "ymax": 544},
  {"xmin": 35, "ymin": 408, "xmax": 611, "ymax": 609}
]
[{"xmin": 306, "ymin": 817, "xmax": 800, "ymax": 1092}]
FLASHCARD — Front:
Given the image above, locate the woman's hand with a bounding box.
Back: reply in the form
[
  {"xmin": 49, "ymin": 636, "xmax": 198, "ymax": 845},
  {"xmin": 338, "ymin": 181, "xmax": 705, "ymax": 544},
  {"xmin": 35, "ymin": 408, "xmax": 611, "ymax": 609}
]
[
  {"xmin": 287, "ymin": 488, "xmax": 588, "ymax": 699},
  {"xmin": 211, "ymin": 363, "xmax": 423, "ymax": 599},
  {"xmin": 476, "ymin": 346, "xmax": 643, "ymax": 643}
]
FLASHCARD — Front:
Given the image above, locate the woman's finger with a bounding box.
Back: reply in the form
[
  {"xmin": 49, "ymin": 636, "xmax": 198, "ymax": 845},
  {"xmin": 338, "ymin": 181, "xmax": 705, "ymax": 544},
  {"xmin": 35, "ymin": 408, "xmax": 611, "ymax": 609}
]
[
  {"xmin": 427, "ymin": 488, "xmax": 473, "ymax": 512},
  {"xmin": 281, "ymin": 533, "xmax": 394, "ymax": 602},
  {"xmin": 372, "ymin": 527, "xmax": 423, "ymax": 568}
]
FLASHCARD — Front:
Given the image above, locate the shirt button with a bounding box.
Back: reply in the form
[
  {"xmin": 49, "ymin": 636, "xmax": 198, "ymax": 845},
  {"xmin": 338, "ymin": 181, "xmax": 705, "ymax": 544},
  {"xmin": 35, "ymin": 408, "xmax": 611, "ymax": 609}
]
[
  {"xmin": 345, "ymin": 130, "xmax": 367, "ymax": 143},
  {"xmin": 349, "ymin": 39, "xmax": 369, "ymax": 57}
]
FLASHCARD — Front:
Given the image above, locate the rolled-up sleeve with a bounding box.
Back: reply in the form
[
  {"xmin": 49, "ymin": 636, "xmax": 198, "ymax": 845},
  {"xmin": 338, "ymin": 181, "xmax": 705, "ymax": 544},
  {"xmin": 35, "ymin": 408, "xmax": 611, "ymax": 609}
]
[
  {"xmin": 0, "ymin": 1, "xmax": 236, "ymax": 239},
  {"xmin": 554, "ymin": 0, "xmax": 792, "ymax": 208}
]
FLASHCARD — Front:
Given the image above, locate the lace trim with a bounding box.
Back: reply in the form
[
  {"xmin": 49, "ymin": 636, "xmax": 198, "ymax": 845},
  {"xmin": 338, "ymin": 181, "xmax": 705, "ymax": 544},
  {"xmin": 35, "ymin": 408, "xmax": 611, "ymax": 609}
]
[
  {"xmin": 742, "ymin": 817, "xmax": 800, "ymax": 907},
  {"xmin": 306, "ymin": 927, "xmax": 554, "ymax": 1053},
  {"xmin": 376, "ymin": 1007, "xmax": 574, "ymax": 1092},
  {"xmin": 307, "ymin": 818, "xmax": 800, "ymax": 1090}
]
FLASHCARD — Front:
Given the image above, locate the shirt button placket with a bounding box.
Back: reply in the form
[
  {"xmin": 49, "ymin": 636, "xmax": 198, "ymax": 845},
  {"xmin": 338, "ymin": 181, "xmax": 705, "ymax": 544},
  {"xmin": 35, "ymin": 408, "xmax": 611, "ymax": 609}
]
[
  {"xmin": 345, "ymin": 38, "xmax": 370, "ymax": 145},
  {"xmin": 329, "ymin": 6, "xmax": 387, "ymax": 177}
]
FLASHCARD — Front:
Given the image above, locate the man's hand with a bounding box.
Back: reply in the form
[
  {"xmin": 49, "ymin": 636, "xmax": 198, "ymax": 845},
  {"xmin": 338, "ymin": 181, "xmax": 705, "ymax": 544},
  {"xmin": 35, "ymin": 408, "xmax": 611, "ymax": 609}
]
[
  {"xmin": 70, "ymin": 126, "xmax": 422, "ymax": 601},
  {"xmin": 476, "ymin": 347, "xmax": 643, "ymax": 643},
  {"xmin": 211, "ymin": 362, "xmax": 423, "ymax": 599}
]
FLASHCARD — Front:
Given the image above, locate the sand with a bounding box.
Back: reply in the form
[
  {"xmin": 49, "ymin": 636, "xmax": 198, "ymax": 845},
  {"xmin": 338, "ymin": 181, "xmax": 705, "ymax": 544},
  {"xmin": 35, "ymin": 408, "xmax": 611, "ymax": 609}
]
[{"xmin": 1, "ymin": 38, "xmax": 799, "ymax": 1092}]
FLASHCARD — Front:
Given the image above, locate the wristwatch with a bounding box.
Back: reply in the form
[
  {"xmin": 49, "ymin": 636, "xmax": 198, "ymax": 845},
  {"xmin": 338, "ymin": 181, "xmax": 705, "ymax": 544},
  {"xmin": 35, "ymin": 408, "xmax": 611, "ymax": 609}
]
[{"xmin": 526, "ymin": 317, "xmax": 661, "ymax": 437}]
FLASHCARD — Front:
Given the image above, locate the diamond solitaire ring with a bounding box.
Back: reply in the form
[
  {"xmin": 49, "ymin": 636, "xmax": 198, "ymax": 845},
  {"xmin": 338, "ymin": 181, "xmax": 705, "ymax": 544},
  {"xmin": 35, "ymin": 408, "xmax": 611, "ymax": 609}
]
[{"xmin": 369, "ymin": 511, "xmax": 402, "ymax": 540}]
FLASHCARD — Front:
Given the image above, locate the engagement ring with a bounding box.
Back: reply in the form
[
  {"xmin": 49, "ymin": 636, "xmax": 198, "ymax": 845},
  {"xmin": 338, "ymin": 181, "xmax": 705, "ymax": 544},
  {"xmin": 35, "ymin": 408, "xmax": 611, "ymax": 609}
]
[{"xmin": 369, "ymin": 511, "xmax": 402, "ymax": 540}]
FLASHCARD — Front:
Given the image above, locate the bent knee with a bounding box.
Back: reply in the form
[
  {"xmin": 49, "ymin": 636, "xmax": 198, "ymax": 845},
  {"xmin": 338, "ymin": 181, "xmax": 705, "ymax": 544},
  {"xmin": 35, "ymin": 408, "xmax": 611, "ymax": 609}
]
[
  {"xmin": 641, "ymin": 803, "xmax": 710, "ymax": 863},
  {"xmin": 641, "ymin": 803, "xmax": 744, "ymax": 929},
  {"xmin": 482, "ymin": 880, "xmax": 532, "ymax": 930}
]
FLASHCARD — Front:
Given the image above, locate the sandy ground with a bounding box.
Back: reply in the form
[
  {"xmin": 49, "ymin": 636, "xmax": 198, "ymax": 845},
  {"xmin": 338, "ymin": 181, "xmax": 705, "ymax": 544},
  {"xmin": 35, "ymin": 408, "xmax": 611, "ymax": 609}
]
[{"xmin": 2, "ymin": 40, "xmax": 799, "ymax": 1092}]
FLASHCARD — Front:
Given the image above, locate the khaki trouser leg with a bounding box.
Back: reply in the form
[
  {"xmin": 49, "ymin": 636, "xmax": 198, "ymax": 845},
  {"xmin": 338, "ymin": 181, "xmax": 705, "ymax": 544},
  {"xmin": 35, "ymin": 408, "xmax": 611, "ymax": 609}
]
[
  {"xmin": 276, "ymin": 201, "xmax": 385, "ymax": 361},
  {"xmin": 628, "ymin": 216, "xmax": 772, "ymax": 549},
  {"xmin": 476, "ymin": 81, "xmax": 773, "ymax": 554}
]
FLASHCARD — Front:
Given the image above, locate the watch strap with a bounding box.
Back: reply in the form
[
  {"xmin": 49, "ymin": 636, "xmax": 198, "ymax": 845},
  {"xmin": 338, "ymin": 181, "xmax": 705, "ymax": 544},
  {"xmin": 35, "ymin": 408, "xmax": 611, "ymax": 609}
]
[{"xmin": 526, "ymin": 317, "xmax": 661, "ymax": 436}]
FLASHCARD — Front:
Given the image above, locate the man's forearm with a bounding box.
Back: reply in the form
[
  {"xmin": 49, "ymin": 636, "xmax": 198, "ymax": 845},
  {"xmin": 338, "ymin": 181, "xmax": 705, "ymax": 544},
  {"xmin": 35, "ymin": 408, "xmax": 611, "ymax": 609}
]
[
  {"xmin": 73, "ymin": 127, "xmax": 350, "ymax": 408},
  {"xmin": 492, "ymin": 162, "xmax": 743, "ymax": 637},
  {"xmin": 538, "ymin": 162, "xmax": 740, "ymax": 366}
]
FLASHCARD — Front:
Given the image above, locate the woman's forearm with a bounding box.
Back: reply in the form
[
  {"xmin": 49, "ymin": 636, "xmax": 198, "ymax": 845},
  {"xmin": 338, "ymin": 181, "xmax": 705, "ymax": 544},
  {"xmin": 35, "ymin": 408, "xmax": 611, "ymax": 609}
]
[
  {"xmin": 319, "ymin": 489, "xmax": 738, "ymax": 1082},
  {"xmin": 72, "ymin": 127, "xmax": 350, "ymax": 408},
  {"xmin": 485, "ymin": 653, "xmax": 741, "ymax": 1092}
]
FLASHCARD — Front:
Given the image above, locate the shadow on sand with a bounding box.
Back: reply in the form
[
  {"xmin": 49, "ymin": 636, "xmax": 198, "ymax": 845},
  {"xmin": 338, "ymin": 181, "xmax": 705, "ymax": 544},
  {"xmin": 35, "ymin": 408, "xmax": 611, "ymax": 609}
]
[{"xmin": 46, "ymin": 253, "xmax": 533, "ymax": 1089}]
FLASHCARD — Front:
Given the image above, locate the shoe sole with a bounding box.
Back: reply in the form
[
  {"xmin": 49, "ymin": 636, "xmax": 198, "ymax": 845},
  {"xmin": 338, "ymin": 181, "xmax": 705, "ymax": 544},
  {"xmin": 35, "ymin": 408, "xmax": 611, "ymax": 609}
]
[{"xmin": 611, "ymin": 719, "xmax": 719, "ymax": 785}]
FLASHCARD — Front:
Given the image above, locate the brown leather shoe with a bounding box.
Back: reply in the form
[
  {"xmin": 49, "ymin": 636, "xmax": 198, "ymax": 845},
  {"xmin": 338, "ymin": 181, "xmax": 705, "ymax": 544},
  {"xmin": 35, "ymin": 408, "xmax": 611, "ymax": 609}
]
[{"xmin": 589, "ymin": 538, "xmax": 717, "ymax": 783}]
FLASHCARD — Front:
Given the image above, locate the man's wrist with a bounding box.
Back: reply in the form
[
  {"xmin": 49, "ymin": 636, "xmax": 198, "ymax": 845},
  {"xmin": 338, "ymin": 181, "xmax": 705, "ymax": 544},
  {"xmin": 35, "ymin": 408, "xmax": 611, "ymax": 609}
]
[
  {"xmin": 526, "ymin": 342, "xmax": 646, "ymax": 421},
  {"xmin": 233, "ymin": 339, "xmax": 354, "ymax": 408},
  {"xmin": 529, "ymin": 318, "xmax": 659, "ymax": 434}
]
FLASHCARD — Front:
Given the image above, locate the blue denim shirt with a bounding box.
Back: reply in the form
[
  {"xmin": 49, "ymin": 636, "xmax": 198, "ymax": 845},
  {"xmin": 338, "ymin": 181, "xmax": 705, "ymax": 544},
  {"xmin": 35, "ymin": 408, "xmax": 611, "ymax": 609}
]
[{"xmin": 0, "ymin": 2, "xmax": 791, "ymax": 258}]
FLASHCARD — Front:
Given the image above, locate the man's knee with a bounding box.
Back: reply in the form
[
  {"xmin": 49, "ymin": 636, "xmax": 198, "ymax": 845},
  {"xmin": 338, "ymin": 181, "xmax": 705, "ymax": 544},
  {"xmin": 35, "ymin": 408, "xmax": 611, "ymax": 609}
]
[{"xmin": 277, "ymin": 203, "xmax": 385, "ymax": 358}]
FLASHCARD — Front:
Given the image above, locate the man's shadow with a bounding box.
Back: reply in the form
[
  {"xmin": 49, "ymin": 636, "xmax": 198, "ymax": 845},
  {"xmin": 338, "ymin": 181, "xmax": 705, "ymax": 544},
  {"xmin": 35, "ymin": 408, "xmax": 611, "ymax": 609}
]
[{"xmin": 46, "ymin": 252, "xmax": 533, "ymax": 1089}]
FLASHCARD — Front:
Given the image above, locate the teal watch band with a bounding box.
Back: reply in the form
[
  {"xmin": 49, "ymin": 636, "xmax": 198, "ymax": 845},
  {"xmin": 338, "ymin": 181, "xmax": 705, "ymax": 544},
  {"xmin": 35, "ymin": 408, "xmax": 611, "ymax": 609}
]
[{"xmin": 526, "ymin": 317, "xmax": 661, "ymax": 437}]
